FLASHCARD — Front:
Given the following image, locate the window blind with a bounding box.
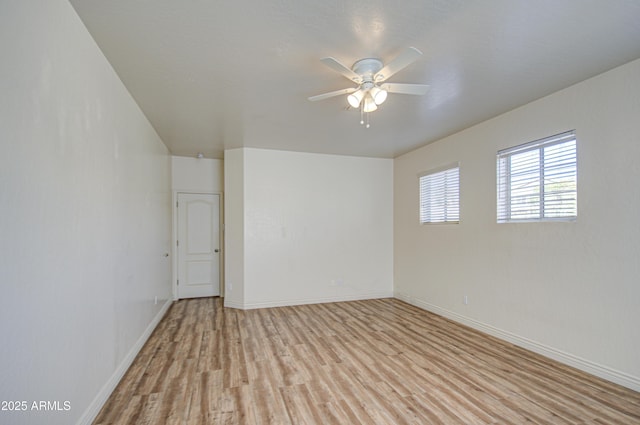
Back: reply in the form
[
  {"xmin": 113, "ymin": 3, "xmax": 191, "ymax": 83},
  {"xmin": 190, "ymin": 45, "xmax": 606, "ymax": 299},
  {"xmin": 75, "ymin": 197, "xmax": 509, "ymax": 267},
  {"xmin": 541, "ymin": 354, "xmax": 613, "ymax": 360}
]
[
  {"xmin": 419, "ymin": 164, "xmax": 459, "ymax": 224},
  {"xmin": 497, "ymin": 130, "xmax": 577, "ymax": 222}
]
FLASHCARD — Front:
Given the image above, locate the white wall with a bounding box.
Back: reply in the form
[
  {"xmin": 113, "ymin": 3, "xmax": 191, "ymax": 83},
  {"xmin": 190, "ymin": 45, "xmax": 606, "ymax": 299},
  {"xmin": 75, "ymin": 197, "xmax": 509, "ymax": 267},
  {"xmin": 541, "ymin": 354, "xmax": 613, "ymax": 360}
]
[
  {"xmin": 225, "ymin": 148, "xmax": 394, "ymax": 309},
  {"xmin": 223, "ymin": 149, "xmax": 245, "ymax": 308},
  {"xmin": 171, "ymin": 156, "xmax": 223, "ymax": 193},
  {"xmin": 0, "ymin": 2, "xmax": 172, "ymax": 424},
  {"xmin": 394, "ymin": 58, "xmax": 640, "ymax": 391}
]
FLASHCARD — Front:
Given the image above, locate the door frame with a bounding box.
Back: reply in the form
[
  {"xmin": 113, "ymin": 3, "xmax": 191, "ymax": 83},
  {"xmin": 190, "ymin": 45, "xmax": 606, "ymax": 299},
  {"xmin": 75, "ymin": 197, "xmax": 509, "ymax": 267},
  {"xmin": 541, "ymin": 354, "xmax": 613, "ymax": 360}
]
[{"xmin": 172, "ymin": 191, "xmax": 224, "ymax": 300}]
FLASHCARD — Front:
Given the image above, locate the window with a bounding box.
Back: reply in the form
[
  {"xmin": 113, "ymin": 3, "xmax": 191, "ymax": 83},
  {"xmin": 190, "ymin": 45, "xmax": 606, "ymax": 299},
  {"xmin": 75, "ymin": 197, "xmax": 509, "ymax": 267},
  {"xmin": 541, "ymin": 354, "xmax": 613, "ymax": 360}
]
[
  {"xmin": 497, "ymin": 130, "xmax": 577, "ymax": 223},
  {"xmin": 419, "ymin": 164, "xmax": 460, "ymax": 224}
]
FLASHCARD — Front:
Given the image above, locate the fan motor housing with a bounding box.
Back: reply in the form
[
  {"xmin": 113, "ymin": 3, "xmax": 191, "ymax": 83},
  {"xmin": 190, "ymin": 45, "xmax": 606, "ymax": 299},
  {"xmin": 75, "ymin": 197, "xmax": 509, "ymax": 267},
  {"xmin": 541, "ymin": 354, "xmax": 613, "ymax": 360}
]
[{"xmin": 351, "ymin": 58, "xmax": 383, "ymax": 81}]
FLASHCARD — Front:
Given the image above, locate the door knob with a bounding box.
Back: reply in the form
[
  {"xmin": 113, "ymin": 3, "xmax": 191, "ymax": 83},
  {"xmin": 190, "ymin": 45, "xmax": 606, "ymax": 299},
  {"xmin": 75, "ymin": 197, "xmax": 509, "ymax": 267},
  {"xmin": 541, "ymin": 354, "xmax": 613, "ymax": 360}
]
[{"xmin": 214, "ymin": 249, "xmax": 219, "ymax": 253}]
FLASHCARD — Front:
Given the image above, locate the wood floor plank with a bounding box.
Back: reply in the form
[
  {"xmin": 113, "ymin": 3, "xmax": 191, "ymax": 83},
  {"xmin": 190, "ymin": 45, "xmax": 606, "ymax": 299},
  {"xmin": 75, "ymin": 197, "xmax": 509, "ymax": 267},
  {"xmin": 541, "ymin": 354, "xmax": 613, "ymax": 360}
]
[{"xmin": 94, "ymin": 297, "xmax": 640, "ymax": 424}]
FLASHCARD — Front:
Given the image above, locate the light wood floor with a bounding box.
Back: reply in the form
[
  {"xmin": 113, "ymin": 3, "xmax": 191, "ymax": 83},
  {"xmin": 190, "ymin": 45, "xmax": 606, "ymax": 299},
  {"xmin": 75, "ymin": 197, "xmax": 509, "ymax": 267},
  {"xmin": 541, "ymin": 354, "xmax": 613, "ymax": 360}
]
[{"xmin": 94, "ymin": 297, "xmax": 640, "ymax": 424}]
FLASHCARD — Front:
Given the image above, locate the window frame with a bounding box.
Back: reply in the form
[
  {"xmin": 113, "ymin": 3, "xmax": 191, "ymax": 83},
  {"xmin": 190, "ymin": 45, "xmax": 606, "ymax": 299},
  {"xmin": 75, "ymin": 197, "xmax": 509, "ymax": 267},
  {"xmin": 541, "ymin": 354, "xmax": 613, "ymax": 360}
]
[
  {"xmin": 418, "ymin": 163, "xmax": 460, "ymax": 225},
  {"xmin": 497, "ymin": 130, "xmax": 577, "ymax": 223}
]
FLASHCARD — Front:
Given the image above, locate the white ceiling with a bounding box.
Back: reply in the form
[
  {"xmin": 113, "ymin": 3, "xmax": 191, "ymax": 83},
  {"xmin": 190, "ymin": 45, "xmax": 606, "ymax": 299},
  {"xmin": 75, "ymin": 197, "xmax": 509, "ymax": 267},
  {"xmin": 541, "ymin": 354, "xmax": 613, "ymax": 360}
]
[{"xmin": 69, "ymin": 0, "xmax": 640, "ymax": 159}]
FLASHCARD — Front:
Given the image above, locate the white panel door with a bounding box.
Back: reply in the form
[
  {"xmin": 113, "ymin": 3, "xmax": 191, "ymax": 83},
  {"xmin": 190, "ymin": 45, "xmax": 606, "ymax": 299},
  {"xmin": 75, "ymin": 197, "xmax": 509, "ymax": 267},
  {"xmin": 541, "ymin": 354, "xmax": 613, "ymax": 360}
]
[{"xmin": 177, "ymin": 193, "xmax": 220, "ymax": 298}]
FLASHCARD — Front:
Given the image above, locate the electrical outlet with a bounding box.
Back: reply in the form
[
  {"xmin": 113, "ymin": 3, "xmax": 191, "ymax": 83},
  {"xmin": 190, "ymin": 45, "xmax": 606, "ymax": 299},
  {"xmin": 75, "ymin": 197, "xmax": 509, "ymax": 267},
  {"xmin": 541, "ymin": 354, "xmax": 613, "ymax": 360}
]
[
  {"xmin": 154, "ymin": 296, "xmax": 158, "ymax": 305},
  {"xmin": 464, "ymin": 295, "xmax": 468, "ymax": 305}
]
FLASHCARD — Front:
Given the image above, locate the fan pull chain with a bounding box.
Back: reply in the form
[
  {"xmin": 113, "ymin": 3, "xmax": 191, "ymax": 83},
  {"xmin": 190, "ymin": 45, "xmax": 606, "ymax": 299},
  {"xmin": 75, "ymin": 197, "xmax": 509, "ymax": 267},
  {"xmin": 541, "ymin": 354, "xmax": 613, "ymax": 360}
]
[{"xmin": 359, "ymin": 105, "xmax": 371, "ymax": 128}]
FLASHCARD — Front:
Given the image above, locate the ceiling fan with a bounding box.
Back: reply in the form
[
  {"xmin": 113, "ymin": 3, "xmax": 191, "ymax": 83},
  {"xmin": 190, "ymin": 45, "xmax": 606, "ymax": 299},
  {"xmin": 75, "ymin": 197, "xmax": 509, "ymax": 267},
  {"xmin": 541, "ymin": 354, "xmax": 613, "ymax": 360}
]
[{"xmin": 308, "ymin": 47, "xmax": 429, "ymax": 127}]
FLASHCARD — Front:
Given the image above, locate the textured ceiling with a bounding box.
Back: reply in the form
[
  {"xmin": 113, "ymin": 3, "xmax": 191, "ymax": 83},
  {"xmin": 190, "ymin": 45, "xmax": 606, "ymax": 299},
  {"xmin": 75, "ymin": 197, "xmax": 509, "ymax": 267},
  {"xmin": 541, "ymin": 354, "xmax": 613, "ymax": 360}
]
[{"xmin": 69, "ymin": 0, "xmax": 640, "ymax": 159}]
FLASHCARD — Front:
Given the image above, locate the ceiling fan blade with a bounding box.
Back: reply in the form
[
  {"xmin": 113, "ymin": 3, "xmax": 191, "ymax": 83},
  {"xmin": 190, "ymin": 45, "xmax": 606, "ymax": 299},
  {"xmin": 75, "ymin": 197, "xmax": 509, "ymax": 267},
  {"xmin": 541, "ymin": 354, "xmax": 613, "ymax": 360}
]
[
  {"xmin": 308, "ymin": 87, "xmax": 357, "ymax": 102},
  {"xmin": 374, "ymin": 47, "xmax": 423, "ymax": 82},
  {"xmin": 320, "ymin": 57, "xmax": 363, "ymax": 83},
  {"xmin": 381, "ymin": 83, "xmax": 430, "ymax": 95}
]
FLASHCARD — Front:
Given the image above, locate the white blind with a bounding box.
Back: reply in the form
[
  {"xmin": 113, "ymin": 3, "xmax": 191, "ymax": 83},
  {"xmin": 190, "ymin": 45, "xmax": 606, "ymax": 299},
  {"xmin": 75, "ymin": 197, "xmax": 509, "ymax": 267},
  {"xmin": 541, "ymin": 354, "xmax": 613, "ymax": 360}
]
[
  {"xmin": 497, "ymin": 130, "xmax": 577, "ymax": 222},
  {"xmin": 419, "ymin": 165, "xmax": 459, "ymax": 224}
]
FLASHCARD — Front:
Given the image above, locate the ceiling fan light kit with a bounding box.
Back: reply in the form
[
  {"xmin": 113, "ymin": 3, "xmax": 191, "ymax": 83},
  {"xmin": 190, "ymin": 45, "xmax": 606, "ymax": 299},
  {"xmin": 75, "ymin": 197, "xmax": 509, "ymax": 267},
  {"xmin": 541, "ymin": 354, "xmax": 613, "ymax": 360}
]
[
  {"xmin": 363, "ymin": 96, "xmax": 378, "ymax": 113},
  {"xmin": 309, "ymin": 47, "xmax": 430, "ymax": 128},
  {"xmin": 347, "ymin": 89, "xmax": 365, "ymax": 108},
  {"xmin": 369, "ymin": 86, "xmax": 388, "ymax": 105}
]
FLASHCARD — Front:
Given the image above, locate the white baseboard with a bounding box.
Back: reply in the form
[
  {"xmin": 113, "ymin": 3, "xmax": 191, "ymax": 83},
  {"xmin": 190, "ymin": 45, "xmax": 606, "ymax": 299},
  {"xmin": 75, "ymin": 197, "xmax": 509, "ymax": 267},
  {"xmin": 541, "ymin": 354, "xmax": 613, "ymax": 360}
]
[
  {"xmin": 394, "ymin": 292, "xmax": 640, "ymax": 393},
  {"xmin": 236, "ymin": 291, "xmax": 394, "ymax": 310},
  {"xmin": 76, "ymin": 299, "xmax": 173, "ymax": 425},
  {"xmin": 223, "ymin": 298, "xmax": 245, "ymax": 309}
]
